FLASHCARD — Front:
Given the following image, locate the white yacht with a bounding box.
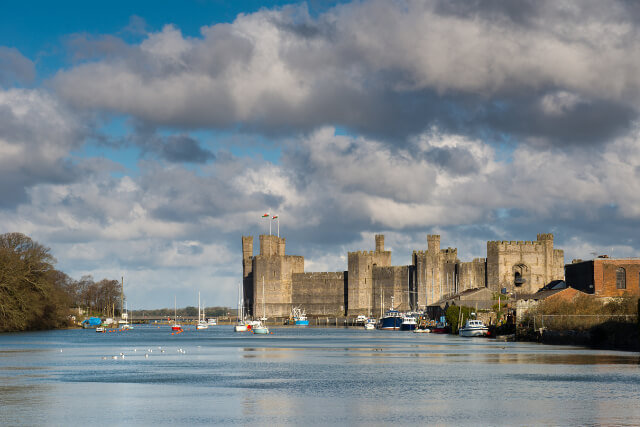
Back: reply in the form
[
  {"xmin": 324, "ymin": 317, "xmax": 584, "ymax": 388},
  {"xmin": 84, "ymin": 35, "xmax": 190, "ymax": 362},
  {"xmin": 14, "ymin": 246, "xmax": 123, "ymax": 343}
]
[{"xmin": 459, "ymin": 319, "xmax": 489, "ymax": 337}]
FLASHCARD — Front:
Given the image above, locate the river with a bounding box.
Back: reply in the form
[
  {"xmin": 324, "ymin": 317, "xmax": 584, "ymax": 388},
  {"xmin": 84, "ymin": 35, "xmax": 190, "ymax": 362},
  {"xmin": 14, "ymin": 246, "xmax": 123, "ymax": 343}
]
[{"xmin": 1, "ymin": 325, "xmax": 639, "ymax": 426}]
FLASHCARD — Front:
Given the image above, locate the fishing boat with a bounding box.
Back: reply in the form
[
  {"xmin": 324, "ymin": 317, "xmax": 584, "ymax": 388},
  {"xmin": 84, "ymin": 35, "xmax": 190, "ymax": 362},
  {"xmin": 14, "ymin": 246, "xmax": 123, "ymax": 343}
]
[
  {"xmin": 400, "ymin": 314, "xmax": 417, "ymax": 331},
  {"xmin": 196, "ymin": 292, "xmax": 208, "ymax": 330},
  {"xmin": 292, "ymin": 307, "xmax": 309, "ymax": 326},
  {"xmin": 171, "ymin": 296, "xmax": 182, "ymax": 331},
  {"xmin": 459, "ymin": 319, "xmax": 489, "ymax": 337},
  {"xmin": 234, "ymin": 283, "xmax": 248, "ymax": 332},
  {"xmin": 378, "ymin": 297, "xmax": 403, "ymax": 330},
  {"xmin": 355, "ymin": 315, "xmax": 367, "ymax": 325},
  {"xmin": 207, "ymin": 317, "xmax": 217, "ymax": 326}
]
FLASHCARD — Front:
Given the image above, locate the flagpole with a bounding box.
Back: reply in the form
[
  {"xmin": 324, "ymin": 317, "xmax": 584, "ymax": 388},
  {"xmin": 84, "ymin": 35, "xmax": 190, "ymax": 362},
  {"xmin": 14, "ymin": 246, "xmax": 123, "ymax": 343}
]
[{"xmin": 277, "ymin": 216, "xmax": 279, "ymax": 238}]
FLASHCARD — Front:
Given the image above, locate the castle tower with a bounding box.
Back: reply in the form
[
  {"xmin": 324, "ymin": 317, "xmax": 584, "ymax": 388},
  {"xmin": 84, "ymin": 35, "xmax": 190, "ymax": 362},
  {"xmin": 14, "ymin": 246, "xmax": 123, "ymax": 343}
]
[
  {"xmin": 241, "ymin": 236, "xmax": 254, "ymax": 315},
  {"xmin": 486, "ymin": 233, "xmax": 564, "ymax": 294},
  {"xmin": 347, "ymin": 235, "xmax": 392, "ymax": 316},
  {"xmin": 251, "ymin": 234, "xmax": 304, "ymax": 318}
]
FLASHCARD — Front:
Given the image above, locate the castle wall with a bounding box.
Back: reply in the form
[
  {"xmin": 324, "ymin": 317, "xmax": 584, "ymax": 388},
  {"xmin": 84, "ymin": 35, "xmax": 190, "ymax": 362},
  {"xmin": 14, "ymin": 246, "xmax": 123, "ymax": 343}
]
[
  {"xmin": 292, "ymin": 272, "xmax": 346, "ymax": 316},
  {"xmin": 458, "ymin": 258, "xmax": 486, "ymax": 293},
  {"xmin": 372, "ymin": 265, "xmax": 411, "ymax": 316},
  {"xmin": 486, "ymin": 234, "xmax": 564, "ymax": 294}
]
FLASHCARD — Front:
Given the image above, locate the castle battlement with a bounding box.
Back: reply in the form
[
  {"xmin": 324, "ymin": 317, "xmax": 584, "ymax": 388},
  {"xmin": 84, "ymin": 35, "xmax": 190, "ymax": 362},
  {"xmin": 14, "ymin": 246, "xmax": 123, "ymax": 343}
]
[{"xmin": 348, "ymin": 250, "xmax": 387, "ymax": 256}]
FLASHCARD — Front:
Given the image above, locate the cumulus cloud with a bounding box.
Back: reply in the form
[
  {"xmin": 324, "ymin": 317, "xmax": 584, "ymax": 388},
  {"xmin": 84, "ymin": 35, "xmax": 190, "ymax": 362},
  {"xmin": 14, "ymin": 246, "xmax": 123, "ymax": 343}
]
[
  {"xmin": 0, "ymin": 47, "xmax": 35, "ymax": 86},
  {"xmin": 51, "ymin": 1, "xmax": 640, "ymax": 145},
  {"xmin": 0, "ymin": 89, "xmax": 85, "ymax": 207}
]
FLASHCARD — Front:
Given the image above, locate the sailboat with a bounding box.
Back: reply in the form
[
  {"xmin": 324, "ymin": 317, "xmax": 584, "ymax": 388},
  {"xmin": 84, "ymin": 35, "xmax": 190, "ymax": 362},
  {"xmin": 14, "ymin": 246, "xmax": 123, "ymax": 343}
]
[
  {"xmin": 196, "ymin": 292, "xmax": 208, "ymax": 330},
  {"xmin": 234, "ymin": 283, "xmax": 248, "ymax": 332},
  {"xmin": 118, "ymin": 277, "xmax": 133, "ymax": 330},
  {"xmin": 252, "ymin": 277, "xmax": 269, "ymax": 334},
  {"xmin": 171, "ymin": 296, "xmax": 182, "ymax": 331}
]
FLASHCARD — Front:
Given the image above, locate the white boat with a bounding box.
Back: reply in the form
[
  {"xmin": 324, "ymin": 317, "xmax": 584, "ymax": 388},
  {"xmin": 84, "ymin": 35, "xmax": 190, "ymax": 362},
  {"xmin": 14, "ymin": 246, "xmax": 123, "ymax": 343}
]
[
  {"xmin": 252, "ymin": 321, "xmax": 269, "ymax": 334},
  {"xmin": 355, "ymin": 315, "xmax": 367, "ymax": 325},
  {"xmin": 363, "ymin": 318, "xmax": 376, "ymax": 329},
  {"xmin": 207, "ymin": 318, "xmax": 217, "ymax": 326},
  {"xmin": 95, "ymin": 326, "xmax": 105, "ymax": 333},
  {"xmin": 459, "ymin": 319, "xmax": 489, "ymax": 337},
  {"xmin": 196, "ymin": 292, "xmax": 208, "ymax": 330},
  {"xmin": 234, "ymin": 282, "xmax": 248, "ymax": 332},
  {"xmin": 413, "ymin": 328, "xmax": 431, "ymax": 333},
  {"xmin": 118, "ymin": 277, "xmax": 133, "ymax": 329},
  {"xmin": 400, "ymin": 314, "xmax": 417, "ymax": 331},
  {"xmin": 253, "ymin": 276, "xmax": 269, "ymax": 334}
]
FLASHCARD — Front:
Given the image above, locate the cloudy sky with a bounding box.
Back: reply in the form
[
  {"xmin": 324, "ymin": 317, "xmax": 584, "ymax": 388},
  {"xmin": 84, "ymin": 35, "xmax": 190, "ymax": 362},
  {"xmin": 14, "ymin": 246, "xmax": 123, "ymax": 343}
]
[{"xmin": 2, "ymin": 0, "xmax": 639, "ymax": 309}]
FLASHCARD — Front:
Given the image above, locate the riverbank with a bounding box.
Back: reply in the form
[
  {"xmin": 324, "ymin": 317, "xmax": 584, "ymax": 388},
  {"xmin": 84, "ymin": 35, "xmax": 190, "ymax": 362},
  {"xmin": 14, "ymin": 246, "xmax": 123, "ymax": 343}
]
[{"xmin": 517, "ymin": 321, "xmax": 639, "ymax": 352}]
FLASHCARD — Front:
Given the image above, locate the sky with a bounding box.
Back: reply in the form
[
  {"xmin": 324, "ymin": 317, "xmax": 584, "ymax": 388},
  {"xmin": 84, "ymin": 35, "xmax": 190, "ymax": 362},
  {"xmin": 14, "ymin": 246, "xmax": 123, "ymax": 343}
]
[{"xmin": 1, "ymin": 0, "xmax": 639, "ymax": 309}]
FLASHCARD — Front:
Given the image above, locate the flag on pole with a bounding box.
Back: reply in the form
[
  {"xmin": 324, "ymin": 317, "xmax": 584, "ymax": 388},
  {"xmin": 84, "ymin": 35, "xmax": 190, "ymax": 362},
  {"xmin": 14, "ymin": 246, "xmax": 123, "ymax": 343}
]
[
  {"xmin": 272, "ymin": 215, "xmax": 278, "ymax": 219},
  {"xmin": 262, "ymin": 213, "xmax": 269, "ymax": 218}
]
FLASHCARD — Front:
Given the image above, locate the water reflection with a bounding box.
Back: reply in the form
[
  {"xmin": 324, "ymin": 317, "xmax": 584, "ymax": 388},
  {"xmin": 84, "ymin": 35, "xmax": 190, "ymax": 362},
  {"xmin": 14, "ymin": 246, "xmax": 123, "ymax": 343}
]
[{"xmin": 1, "ymin": 326, "xmax": 639, "ymax": 426}]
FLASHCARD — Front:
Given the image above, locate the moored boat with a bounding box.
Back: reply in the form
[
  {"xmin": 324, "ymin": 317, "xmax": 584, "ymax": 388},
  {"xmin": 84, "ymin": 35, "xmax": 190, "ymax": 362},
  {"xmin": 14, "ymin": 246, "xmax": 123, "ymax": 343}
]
[
  {"xmin": 459, "ymin": 319, "xmax": 489, "ymax": 337},
  {"xmin": 252, "ymin": 321, "xmax": 269, "ymax": 334},
  {"xmin": 400, "ymin": 314, "xmax": 417, "ymax": 331},
  {"xmin": 292, "ymin": 307, "xmax": 309, "ymax": 326},
  {"xmin": 378, "ymin": 309, "xmax": 403, "ymax": 330}
]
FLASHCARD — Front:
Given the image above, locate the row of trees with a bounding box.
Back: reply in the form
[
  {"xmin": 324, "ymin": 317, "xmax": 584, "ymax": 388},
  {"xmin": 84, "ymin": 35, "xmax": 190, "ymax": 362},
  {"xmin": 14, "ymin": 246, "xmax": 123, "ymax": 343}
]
[{"xmin": 0, "ymin": 232, "xmax": 121, "ymax": 332}]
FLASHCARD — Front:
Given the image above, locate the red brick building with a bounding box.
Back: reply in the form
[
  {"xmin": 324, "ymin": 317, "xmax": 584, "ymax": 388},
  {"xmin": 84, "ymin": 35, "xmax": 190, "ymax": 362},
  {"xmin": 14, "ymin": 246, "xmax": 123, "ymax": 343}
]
[{"xmin": 565, "ymin": 258, "xmax": 640, "ymax": 297}]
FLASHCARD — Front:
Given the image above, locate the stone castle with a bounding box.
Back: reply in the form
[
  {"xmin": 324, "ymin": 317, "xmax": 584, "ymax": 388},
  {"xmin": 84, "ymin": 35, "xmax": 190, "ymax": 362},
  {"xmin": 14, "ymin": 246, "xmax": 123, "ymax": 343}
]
[{"xmin": 241, "ymin": 233, "xmax": 564, "ymax": 318}]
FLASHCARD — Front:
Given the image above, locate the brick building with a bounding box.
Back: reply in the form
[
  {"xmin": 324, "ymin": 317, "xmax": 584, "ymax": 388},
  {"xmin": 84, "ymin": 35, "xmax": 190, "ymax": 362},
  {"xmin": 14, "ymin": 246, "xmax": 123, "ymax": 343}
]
[{"xmin": 565, "ymin": 258, "xmax": 640, "ymax": 297}]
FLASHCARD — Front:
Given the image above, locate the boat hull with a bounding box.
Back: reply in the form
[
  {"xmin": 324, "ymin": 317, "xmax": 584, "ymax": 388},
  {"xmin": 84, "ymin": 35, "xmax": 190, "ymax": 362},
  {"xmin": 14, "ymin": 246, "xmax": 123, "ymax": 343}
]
[
  {"xmin": 459, "ymin": 328, "xmax": 488, "ymax": 337},
  {"xmin": 378, "ymin": 316, "xmax": 403, "ymax": 330},
  {"xmin": 234, "ymin": 324, "xmax": 248, "ymax": 332},
  {"xmin": 294, "ymin": 320, "xmax": 309, "ymax": 326},
  {"xmin": 252, "ymin": 327, "xmax": 269, "ymax": 334},
  {"xmin": 400, "ymin": 322, "xmax": 417, "ymax": 331}
]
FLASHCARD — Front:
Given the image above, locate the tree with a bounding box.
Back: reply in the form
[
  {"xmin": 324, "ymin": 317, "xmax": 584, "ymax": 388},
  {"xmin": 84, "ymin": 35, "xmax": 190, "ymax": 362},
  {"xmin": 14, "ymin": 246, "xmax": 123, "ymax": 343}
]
[{"xmin": 0, "ymin": 233, "xmax": 62, "ymax": 331}]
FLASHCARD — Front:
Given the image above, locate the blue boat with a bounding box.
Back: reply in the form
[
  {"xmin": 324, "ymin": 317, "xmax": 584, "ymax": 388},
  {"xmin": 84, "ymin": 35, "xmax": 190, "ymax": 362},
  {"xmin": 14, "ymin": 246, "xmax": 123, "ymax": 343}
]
[
  {"xmin": 81, "ymin": 317, "xmax": 102, "ymax": 329},
  {"xmin": 378, "ymin": 309, "xmax": 403, "ymax": 330},
  {"xmin": 292, "ymin": 307, "xmax": 309, "ymax": 326}
]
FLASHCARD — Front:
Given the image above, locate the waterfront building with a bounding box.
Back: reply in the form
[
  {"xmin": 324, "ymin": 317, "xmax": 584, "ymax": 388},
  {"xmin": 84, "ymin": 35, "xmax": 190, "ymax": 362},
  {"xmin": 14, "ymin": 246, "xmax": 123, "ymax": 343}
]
[{"xmin": 565, "ymin": 257, "xmax": 640, "ymax": 297}]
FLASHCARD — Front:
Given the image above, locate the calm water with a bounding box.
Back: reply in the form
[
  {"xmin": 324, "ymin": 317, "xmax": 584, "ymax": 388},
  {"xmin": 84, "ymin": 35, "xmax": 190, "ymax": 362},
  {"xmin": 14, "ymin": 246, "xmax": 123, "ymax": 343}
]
[{"xmin": 1, "ymin": 325, "xmax": 639, "ymax": 426}]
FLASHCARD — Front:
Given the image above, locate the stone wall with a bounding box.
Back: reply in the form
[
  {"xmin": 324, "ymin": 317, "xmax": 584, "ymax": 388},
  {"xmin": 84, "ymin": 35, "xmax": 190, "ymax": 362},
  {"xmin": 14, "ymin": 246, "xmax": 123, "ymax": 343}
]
[
  {"xmin": 372, "ymin": 265, "xmax": 411, "ymax": 316},
  {"xmin": 292, "ymin": 271, "xmax": 346, "ymax": 316},
  {"xmin": 458, "ymin": 258, "xmax": 486, "ymax": 293}
]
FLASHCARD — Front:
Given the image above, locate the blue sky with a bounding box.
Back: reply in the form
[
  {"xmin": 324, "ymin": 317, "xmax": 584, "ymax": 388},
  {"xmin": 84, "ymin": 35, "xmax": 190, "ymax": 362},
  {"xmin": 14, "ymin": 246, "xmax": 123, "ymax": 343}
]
[{"xmin": 1, "ymin": 0, "xmax": 639, "ymax": 309}]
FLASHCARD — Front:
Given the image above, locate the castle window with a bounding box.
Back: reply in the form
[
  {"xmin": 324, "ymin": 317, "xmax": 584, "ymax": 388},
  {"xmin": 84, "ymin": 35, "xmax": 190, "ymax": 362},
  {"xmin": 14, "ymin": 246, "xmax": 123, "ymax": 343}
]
[
  {"xmin": 514, "ymin": 272, "xmax": 523, "ymax": 287},
  {"xmin": 616, "ymin": 267, "xmax": 626, "ymax": 289}
]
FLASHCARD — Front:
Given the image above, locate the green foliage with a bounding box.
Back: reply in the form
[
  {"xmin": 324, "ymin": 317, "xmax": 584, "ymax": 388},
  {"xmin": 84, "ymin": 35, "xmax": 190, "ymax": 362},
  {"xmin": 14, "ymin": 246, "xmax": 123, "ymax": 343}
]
[{"xmin": 445, "ymin": 305, "xmax": 473, "ymax": 332}]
